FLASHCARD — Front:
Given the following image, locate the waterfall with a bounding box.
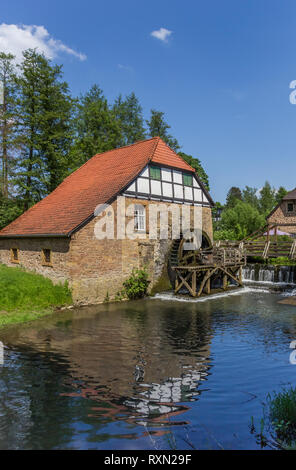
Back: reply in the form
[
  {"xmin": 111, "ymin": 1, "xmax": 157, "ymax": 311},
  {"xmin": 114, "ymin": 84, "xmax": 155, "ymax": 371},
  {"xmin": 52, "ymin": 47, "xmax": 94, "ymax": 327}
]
[{"xmin": 243, "ymin": 264, "xmax": 296, "ymax": 285}]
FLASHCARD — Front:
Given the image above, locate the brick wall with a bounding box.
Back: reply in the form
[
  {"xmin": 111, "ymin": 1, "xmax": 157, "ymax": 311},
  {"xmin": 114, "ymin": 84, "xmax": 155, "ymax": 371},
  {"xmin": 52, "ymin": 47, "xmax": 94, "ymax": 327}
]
[{"xmin": 268, "ymin": 199, "xmax": 296, "ymax": 234}]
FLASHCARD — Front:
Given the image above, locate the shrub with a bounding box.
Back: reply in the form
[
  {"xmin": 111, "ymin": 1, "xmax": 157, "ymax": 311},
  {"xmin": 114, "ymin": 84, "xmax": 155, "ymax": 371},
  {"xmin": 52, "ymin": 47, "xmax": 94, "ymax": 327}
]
[{"xmin": 122, "ymin": 268, "xmax": 150, "ymax": 300}]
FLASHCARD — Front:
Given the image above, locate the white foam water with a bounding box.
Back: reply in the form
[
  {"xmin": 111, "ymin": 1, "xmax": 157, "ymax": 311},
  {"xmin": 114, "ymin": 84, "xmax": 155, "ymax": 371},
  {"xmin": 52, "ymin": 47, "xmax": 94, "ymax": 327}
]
[{"xmin": 153, "ymin": 286, "xmax": 270, "ymax": 303}]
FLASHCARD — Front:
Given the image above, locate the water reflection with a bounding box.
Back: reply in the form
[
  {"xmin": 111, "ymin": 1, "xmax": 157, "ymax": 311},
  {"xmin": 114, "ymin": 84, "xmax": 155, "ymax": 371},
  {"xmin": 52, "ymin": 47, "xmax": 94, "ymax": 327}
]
[
  {"xmin": 0, "ymin": 291, "xmax": 296, "ymax": 449},
  {"xmin": 0, "ymin": 300, "xmax": 212, "ymax": 449}
]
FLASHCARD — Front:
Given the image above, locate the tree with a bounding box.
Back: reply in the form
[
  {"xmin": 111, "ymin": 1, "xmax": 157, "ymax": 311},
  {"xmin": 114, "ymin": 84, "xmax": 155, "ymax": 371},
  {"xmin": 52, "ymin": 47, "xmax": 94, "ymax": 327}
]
[
  {"xmin": 146, "ymin": 109, "xmax": 180, "ymax": 151},
  {"xmin": 71, "ymin": 85, "xmax": 123, "ymax": 168},
  {"xmin": 37, "ymin": 60, "xmax": 74, "ymax": 194},
  {"xmin": 113, "ymin": 92, "xmax": 146, "ymax": 146},
  {"xmin": 242, "ymin": 186, "xmax": 259, "ymax": 209},
  {"xmin": 14, "ymin": 50, "xmax": 74, "ymax": 208},
  {"xmin": 275, "ymin": 186, "xmax": 288, "ymax": 204},
  {"xmin": 258, "ymin": 181, "xmax": 276, "ymax": 216},
  {"xmin": 0, "ymin": 193, "xmax": 22, "ymax": 229},
  {"xmin": 225, "ymin": 187, "xmax": 242, "ymax": 208},
  {"xmin": 0, "ymin": 52, "xmax": 17, "ymax": 198},
  {"xmin": 178, "ymin": 151, "xmax": 210, "ymax": 190},
  {"xmin": 219, "ymin": 200, "xmax": 265, "ymax": 240}
]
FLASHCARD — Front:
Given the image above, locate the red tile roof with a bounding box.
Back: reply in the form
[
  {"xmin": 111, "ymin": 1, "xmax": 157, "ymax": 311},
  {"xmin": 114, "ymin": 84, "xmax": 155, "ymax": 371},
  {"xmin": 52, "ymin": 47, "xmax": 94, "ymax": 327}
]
[{"xmin": 0, "ymin": 137, "xmax": 210, "ymax": 237}]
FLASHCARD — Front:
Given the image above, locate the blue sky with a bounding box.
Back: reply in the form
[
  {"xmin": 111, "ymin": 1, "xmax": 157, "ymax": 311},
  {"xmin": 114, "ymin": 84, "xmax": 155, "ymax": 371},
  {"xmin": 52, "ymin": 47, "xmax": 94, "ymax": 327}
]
[{"xmin": 1, "ymin": 0, "xmax": 296, "ymax": 202}]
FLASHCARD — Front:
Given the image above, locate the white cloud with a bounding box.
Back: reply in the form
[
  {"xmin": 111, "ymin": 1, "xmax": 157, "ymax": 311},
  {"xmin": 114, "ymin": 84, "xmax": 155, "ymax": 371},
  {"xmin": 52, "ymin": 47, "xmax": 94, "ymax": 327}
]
[
  {"xmin": 118, "ymin": 64, "xmax": 133, "ymax": 72},
  {"xmin": 150, "ymin": 27, "xmax": 173, "ymax": 43},
  {"xmin": 0, "ymin": 23, "xmax": 87, "ymax": 63}
]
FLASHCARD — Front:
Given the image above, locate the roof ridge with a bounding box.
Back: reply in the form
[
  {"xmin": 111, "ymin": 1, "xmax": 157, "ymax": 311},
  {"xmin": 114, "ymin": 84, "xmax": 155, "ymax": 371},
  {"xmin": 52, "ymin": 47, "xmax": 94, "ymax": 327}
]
[
  {"xmin": 52, "ymin": 137, "xmax": 160, "ymax": 189},
  {"xmin": 152, "ymin": 137, "xmax": 196, "ymax": 172}
]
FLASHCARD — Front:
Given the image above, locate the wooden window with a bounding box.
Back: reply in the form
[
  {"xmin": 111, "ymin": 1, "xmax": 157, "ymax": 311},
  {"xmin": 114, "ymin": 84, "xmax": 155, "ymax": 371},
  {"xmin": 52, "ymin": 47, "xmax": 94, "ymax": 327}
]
[
  {"xmin": 134, "ymin": 204, "xmax": 146, "ymax": 231},
  {"xmin": 10, "ymin": 248, "xmax": 19, "ymax": 264},
  {"xmin": 42, "ymin": 249, "xmax": 52, "ymax": 266},
  {"xmin": 149, "ymin": 166, "xmax": 161, "ymax": 180},
  {"xmin": 287, "ymin": 203, "xmax": 294, "ymax": 213},
  {"xmin": 183, "ymin": 174, "xmax": 193, "ymax": 186}
]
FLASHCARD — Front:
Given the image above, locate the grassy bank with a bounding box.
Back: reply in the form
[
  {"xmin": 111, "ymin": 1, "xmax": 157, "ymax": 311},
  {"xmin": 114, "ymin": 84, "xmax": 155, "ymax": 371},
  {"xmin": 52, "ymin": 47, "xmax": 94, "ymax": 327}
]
[{"xmin": 0, "ymin": 264, "xmax": 72, "ymax": 327}]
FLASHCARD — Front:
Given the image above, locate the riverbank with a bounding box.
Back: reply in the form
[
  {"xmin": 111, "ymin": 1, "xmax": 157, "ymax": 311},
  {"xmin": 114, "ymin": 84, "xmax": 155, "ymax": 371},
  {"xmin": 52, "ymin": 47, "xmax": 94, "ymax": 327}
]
[{"xmin": 0, "ymin": 264, "xmax": 72, "ymax": 328}]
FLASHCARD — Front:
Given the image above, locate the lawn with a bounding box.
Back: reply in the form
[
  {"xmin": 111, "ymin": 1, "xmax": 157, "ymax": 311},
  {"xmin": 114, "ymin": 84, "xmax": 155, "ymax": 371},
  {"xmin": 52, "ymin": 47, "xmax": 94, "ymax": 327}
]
[{"xmin": 0, "ymin": 264, "xmax": 72, "ymax": 327}]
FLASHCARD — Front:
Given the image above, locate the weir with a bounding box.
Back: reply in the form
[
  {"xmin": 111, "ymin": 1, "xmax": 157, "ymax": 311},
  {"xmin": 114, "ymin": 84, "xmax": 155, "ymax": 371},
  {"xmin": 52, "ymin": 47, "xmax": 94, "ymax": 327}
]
[{"xmin": 243, "ymin": 264, "xmax": 296, "ymax": 285}]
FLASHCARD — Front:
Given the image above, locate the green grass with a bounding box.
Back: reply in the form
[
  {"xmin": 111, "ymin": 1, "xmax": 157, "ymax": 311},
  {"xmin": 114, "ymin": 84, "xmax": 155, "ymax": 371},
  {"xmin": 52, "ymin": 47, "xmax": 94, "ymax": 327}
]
[
  {"xmin": 0, "ymin": 264, "xmax": 72, "ymax": 327},
  {"xmin": 251, "ymin": 387, "xmax": 296, "ymax": 449}
]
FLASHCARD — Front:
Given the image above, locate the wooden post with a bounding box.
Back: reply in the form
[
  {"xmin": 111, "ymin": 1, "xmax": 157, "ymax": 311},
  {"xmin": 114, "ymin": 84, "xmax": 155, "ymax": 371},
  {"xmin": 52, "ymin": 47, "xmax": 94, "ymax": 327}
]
[
  {"xmin": 205, "ymin": 276, "xmax": 211, "ymax": 295},
  {"xmin": 223, "ymin": 273, "xmax": 228, "ymax": 291},
  {"xmin": 239, "ymin": 266, "xmax": 243, "ymax": 285},
  {"xmin": 192, "ymin": 270, "xmax": 197, "ymax": 297}
]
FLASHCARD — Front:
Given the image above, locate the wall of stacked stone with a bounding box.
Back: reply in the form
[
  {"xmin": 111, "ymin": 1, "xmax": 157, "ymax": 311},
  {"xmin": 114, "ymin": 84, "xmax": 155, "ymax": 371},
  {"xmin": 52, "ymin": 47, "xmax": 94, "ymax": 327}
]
[
  {"xmin": 0, "ymin": 237, "xmax": 71, "ymax": 284},
  {"xmin": 0, "ymin": 198, "xmax": 213, "ymax": 305}
]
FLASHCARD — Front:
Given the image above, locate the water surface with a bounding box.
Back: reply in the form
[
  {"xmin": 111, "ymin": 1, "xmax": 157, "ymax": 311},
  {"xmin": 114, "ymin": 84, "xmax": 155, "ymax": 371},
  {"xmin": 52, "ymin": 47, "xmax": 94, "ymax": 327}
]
[{"xmin": 0, "ymin": 287, "xmax": 296, "ymax": 450}]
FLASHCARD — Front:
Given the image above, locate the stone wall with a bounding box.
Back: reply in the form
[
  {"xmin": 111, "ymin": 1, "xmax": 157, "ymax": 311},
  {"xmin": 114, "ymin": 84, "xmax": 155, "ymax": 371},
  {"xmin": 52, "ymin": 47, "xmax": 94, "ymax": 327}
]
[
  {"xmin": 268, "ymin": 200, "xmax": 296, "ymax": 234},
  {"xmin": 0, "ymin": 237, "xmax": 71, "ymax": 284},
  {"xmin": 0, "ymin": 197, "xmax": 213, "ymax": 305}
]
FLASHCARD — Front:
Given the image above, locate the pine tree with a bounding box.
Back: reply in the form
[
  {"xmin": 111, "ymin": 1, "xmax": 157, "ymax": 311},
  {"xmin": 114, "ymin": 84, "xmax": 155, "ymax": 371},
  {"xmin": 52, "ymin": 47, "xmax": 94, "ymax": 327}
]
[
  {"xmin": 15, "ymin": 49, "xmax": 74, "ymax": 208},
  {"xmin": 146, "ymin": 109, "xmax": 180, "ymax": 151},
  {"xmin": 37, "ymin": 61, "xmax": 73, "ymax": 193},
  {"xmin": 259, "ymin": 181, "xmax": 276, "ymax": 215},
  {"xmin": 0, "ymin": 52, "xmax": 17, "ymax": 198},
  {"xmin": 225, "ymin": 187, "xmax": 243, "ymax": 208},
  {"xmin": 275, "ymin": 186, "xmax": 288, "ymax": 204},
  {"xmin": 71, "ymin": 84, "xmax": 123, "ymax": 168},
  {"xmin": 113, "ymin": 92, "xmax": 146, "ymax": 146}
]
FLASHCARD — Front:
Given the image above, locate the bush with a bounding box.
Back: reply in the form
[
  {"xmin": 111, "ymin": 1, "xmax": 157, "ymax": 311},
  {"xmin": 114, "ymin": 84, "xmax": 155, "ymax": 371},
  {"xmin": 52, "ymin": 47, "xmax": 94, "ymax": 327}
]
[
  {"xmin": 122, "ymin": 268, "xmax": 150, "ymax": 300},
  {"xmin": 215, "ymin": 200, "xmax": 265, "ymax": 241}
]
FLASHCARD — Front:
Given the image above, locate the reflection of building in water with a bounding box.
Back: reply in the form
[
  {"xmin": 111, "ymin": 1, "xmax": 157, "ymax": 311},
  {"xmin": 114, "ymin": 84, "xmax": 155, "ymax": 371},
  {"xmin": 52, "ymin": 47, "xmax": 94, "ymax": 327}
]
[
  {"xmin": 125, "ymin": 363, "xmax": 209, "ymax": 424},
  {"xmin": 0, "ymin": 300, "xmax": 212, "ymax": 430}
]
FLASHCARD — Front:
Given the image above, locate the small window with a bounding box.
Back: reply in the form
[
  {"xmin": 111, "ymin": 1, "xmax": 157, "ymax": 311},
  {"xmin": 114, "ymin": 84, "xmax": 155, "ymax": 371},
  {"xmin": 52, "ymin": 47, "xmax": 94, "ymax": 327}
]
[
  {"xmin": 183, "ymin": 174, "xmax": 193, "ymax": 186},
  {"xmin": 287, "ymin": 203, "xmax": 294, "ymax": 213},
  {"xmin": 10, "ymin": 248, "xmax": 19, "ymax": 263},
  {"xmin": 149, "ymin": 166, "xmax": 161, "ymax": 180},
  {"xmin": 134, "ymin": 204, "xmax": 146, "ymax": 231},
  {"xmin": 42, "ymin": 249, "xmax": 52, "ymax": 266}
]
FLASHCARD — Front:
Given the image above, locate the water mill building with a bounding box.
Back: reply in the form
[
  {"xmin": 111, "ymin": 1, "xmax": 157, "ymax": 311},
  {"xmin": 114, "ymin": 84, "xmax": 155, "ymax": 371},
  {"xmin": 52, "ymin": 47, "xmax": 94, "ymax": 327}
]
[{"xmin": 0, "ymin": 137, "xmax": 214, "ymax": 304}]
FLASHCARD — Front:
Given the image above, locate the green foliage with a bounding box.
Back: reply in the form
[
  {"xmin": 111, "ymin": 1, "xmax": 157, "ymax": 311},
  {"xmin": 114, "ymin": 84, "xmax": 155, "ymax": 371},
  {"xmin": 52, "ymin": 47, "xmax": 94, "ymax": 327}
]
[
  {"xmin": 252, "ymin": 387, "xmax": 296, "ymax": 449},
  {"xmin": 259, "ymin": 181, "xmax": 277, "ymax": 216},
  {"xmin": 14, "ymin": 49, "xmax": 74, "ymax": 207},
  {"xmin": 146, "ymin": 109, "xmax": 180, "ymax": 151},
  {"xmin": 218, "ymin": 200, "xmax": 265, "ymax": 240},
  {"xmin": 0, "ymin": 195, "xmax": 22, "ymax": 229},
  {"xmin": 0, "ymin": 52, "xmax": 17, "ymax": 198},
  {"xmin": 178, "ymin": 152, "xmax": 210, "ymax": 190},
  {"xmin": 112, "ymin": 92, "xmax": 146, "ymax": 146},
  {"xmin": 276, "ymin": 186, "xmax": 288, "ymax": 204},
  {"xmin": 215, "ymin": 182, "xmax": 290, "ymax": 241},
  {"xmin": 0, "ymin": 264, "xmax": 72, "ymax": 324},
  {"xmin": 122, "ymin": 268, "xmax": 150, "ymax": 300},
  {"xmin": 70, "ymin": 84, "xmax": 123, "ymax": 169},
  {"xmin": 225, "ymin": 186, "xmax": 242, "ymax": 208}
]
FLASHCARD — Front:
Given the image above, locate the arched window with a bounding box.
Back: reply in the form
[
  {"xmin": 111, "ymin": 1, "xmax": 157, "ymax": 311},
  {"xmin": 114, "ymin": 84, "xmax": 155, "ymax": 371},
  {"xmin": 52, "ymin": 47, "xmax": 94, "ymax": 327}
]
[{"xmin": 134, "ymin": 204, "xmax": 146, "ymax": 232}]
